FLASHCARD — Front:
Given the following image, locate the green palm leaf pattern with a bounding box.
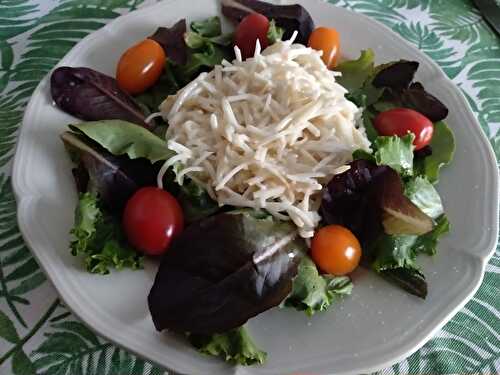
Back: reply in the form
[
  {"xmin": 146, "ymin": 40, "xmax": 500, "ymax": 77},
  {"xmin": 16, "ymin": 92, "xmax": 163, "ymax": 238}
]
[
  {"xmin": 32, "ymin": 314, "xmax": 164, "ymax": 375},
  {"xmin": 0, "ymin": 97, "xmax": 24, "ymax": 169},
  {"xmin": 0, "ymin": 175, "xmax": 46, "ymax": 328},
  {"xmin": 367, "ymin": 0, "xmax": 432, "ymax": 10},
  {"xmin": 466, "ymin": 50, "xmax": 500, "ymax": 130},
  {"xmin": 0, "ymin": 299, "xmax": 60, "ymax": 375},
  {"xmin": 8, "ymin": 0, "xmax": 127, "ymax": 101},
  {"xmin": 392, "ymin": 22, "xmax": 461, "ymax": 78},
  {"xmin": 329, "ymin": 0, "xmax": 406, "ymax": 26},
  {"xmin": 429, "ymin": 1, "xmax": 487, "ymax": 45},
  {"xmin": 454, "ymin": 21, "xmax": 500, "ymax": 138},
  {"xmin": 0, "ymin": 0, "xmax": 38, "ymax": 91},
  {"xmin": 0, "ymin": 0, "xmax": 38, "ymax": 168},
  {"xmin": 0, "ymin": 0, "xmax": 499, "ymax": 374},
  {"xmin": 0, "ymin": 0, "xmax": 149, "ymax": 169},
  {"xmin": 461, "ymin": 87, "xmax": 492, "ymax": 138},
  {"xmin": 0, "ymin": 1, "xmax": 168, "ymax": 374},
  {"xmin": 379, "ymin": 255, "xmax": 500, "ymax": 375},
  {"xmin": 417, "ymin": 266, "xmax": 500, "ymax": 374}
]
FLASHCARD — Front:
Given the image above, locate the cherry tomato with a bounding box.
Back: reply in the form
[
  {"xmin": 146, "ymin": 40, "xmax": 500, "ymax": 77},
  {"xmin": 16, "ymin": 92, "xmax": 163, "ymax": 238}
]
[
  {"xmin": 308, "ymin": 27, "xmax": 341, "ymax": 69},
  {"xmin": 116, "ymin": 39, "xmax": 166, "ymax": 95},
  {"xmin": 311, "ymin": 225, "xmax": 361, "ymax": 276},
  {"xmin": 235, "ymin": 13, "xmax": 270, "ymax": 59},
  {"xmin": 374, "ymin": 108, "xmax": 434, "ymax": 150},
  {"xmin": 123, "ymin": 187, "xmax": 183, "ymax": 255}
]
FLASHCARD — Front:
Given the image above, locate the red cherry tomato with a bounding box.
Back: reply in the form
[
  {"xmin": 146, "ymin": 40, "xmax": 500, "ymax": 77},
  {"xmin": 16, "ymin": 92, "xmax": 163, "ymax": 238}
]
[
  {"xmin": 116, "ymin": 39, "xmax": 166, "ymax": 95},
  {"xmin": 235, "ymin": 13, "xmax": 270, "ymax": 59},
  {"xmin": 374, "ymin": 108, "xmax": 434, "ymax": 150},
  {"xmin": 123, "ymin": 187, "xmax": 183, "ymax": 255}
]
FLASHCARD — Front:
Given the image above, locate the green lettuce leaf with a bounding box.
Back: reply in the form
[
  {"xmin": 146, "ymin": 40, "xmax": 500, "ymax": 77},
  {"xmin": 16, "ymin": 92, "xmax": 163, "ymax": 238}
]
[
  {"xmin": 373, "ymin": 215, "xmax": 450, "ymax": 272},
  {"xmin": 177, "ymin": 179, "xmax": 220, "ymax": 223},
  {"xmin": 136, "ymin": 17, "xmax": 234, "ymax": 113},
  {"xmin": 283, "ymin": 256, "xmax": 352, "ymax": 316},
  {"xmin": 135, "ymin": 64, "xmax": 181, "ymax": 112},
  {"xmin": 70, "ymin": 193, "xmax": 142, "ymax": 274},
  {"xmin": 172, "ymin": 17, "xmax": 233, "ymax": 85},
  {"xmin": 352, "ymin": 148, "xmax": 374, "ymax": 162},
  {"xmin": 372, "ymin": 100, "xmax": 397, "ymax": 112},
  {"xmin": 372, "ymin": 214, "xmax": 450, "ymax": 298},
  {"xmin": 138, "ymin": 16, "xmax": 232, "ymax": 107},
  {"xmin": 70, "ymin": 192, "xmax": 101, "ymax": 255},
  {"xmin": 372, "ymin": 234, "xmax": 419, "ymax": 272},
  {"xmin": 184, "ymin": 31, "xmax": 206, "ymax": 49},
  {"xmin": 174, "ymin": 43, "xmax": 229, "ymax": 83},
  {"xmin": 347, "ymin": 81, "xmax": 384, "ymax": 108},
  {"xmin": 336, "ymin": 50, "xmax": 387, "ymax": 107},
  {"xmin": 415, "ymin": 121, "xmax": 455, "ymax": 183},
  {"xmin": 189, "ymin": 326, "xmax": 267, "ymax": 366},
  {"xmin": 413, "ymin": 214, "xmax": 450, "ymax": 256},
  {"xmin": 371, "ymin": 234, "xmax": 426, "ymax": 298},
  {"xmin": 185, "ymin": 28, "xmax": 232, "ymax": 48},
  {"xmin": 361, "ymin": 108, "xmax": 379, "ymax": 143},
  {"xmin": 267, "ymin": 19, "xmax": 285, "ymax": 44},
  {"xmin": 405, "ymin": 176, "xmax": 443, "ymax": 219},
  {"xmin": 69, "ymin": 120, "xmax": 172, "ymax": 163},
  {"xmin": 373, "ymin": 134, "xmax": 414, "ymax": 176},
  {"xmin": 191, "ymin": 16, "xmax": 222, "ymax": 37},
  {"xmin": 336, "ymin": 49, "xmax": 375, "ymax": 93}
]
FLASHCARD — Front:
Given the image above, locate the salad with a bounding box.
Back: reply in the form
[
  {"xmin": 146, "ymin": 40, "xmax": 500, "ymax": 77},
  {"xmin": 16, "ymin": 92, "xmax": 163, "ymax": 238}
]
[{"xmin": 51, "ymin": 0, "xmax": 455, "ymax": 366}]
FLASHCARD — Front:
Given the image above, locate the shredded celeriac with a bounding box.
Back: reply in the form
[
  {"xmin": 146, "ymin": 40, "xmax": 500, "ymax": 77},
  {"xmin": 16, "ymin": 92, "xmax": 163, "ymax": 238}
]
[{"xmin": 158, "ymin": 35, "xmax": 370, "ymax": 238}]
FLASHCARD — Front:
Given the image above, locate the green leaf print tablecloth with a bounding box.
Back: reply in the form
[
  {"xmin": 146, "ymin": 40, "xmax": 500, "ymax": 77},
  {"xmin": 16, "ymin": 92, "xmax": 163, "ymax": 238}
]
[{"xmin": 0, "ymin": 0, "xmax": 498, "ymax": 374}]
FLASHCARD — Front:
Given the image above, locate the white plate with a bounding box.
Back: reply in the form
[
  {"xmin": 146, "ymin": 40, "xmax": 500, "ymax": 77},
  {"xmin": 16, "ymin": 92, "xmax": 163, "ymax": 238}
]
[{"xmin": 12, "ymin": 0, "xmax": 499, "ymax": 374}]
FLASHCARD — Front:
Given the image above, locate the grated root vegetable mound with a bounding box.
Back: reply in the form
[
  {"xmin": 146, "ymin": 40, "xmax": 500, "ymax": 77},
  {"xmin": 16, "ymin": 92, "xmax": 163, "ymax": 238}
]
[{"xmin": 158, "ymin": 35, "xmax": 370, "ymax": 237}]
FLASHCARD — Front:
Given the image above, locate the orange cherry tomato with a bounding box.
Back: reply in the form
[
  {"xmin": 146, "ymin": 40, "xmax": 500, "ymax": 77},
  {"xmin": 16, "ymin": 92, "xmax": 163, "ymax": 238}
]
[
  {"xmin": 308, "ymin": 27, "xmax": 341, "ymax": 69},
  {"xmin": 311, "ymin": 225, "xmax": 361, "ymax": 276},
  {"xmin": 116, "ymin": 39, "xmax": 166, "ymax": 95}
]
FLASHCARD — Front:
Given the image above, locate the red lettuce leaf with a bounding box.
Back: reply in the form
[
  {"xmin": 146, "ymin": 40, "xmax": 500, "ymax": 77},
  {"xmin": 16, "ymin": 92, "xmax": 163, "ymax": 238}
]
[
  {"xmin": 380, "ymin": 268, "xmax": 427, "ymax": 298},
  {"xmin": 51, "ymin": 67, "xmax": 149, "ymax": 127},
  {"xmin": 320, "ymin": 160, "xmax": 432, "ymax": 250},
  {"xmin": 148, "ymin": 211, "xmax": 305, "ymax": 335},
  {"xmin": 376, "ymin": 168, "xmax": 433, "ymax": 236},
  {"xmin": 371, "ymin": 61, "xmax": 448, "ymax": 122},
  {"xmin": 414, "ymin": 145, "xmax": 432, "ymax": 159},
  {"xmin": 400, "ymin": 82, "xmax": 449, "ymax": 122},
  {"xmin": 221, "ymin": 0, "xmax": 314, "ymax": 45},
  {"xmin": 61, "ymin": 132, "xmax": 159, "ymax": 212},
  {"xmin": 372, "ymin": 60, "xmax": 419, "ymax": 90},
  {"xmin": 149, "ymin": 19, "xmax": 187, "ymax": 65},
  {"xmin": 320, "ymin": 160, "xmax": 386, "ymax": 247}
]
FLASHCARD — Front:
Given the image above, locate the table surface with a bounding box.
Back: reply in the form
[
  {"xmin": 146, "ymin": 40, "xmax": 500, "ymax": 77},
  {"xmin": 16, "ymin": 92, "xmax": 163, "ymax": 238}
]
[{"xmin": 0, "ymin": 0, "xmax": 498, "ymax": 374}]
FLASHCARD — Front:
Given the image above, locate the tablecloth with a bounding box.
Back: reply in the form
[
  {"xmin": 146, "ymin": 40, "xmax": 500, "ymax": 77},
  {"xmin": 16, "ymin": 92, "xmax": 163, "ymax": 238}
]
[{"xmin": 0, "ymin": 0, "xmax": 498, "ymax": 374}]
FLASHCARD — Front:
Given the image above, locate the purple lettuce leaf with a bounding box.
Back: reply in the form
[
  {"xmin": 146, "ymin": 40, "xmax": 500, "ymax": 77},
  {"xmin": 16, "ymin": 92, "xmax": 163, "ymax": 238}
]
[
  {"xmin": 320, "ymin": 160, "xmax": 386, "ymax": 248},
  {"xmin": 148, "ymin": 19, "xmax": 188, "ymax": 65},
  {"xmin": 51, "ymin": 67, "xmax": 149, "ymax": 127},
  {"xmin": 221, "ymin": 0, "xmax": 314, "ymax": 44},
  {"xmin": 148, "ymin": 210, "xmax": 305, "ymax": 335},
  {"xmin": 400, "ymin": 82, "xmax": 449, "ymax": 122},
  {"xmin": 372, "ymin": 60, "xmax": 419, "ymax": 91},
  {"xmin": 371, "ymin": 61, "xmax": 448, "ymax": 122},
  {"xmin": 61, "ymin": 131, "xmax": 159, "ymax": 212},
  {"xmin": 320, "ymin": 160, "xmax": 433, "ymax": 251}
]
